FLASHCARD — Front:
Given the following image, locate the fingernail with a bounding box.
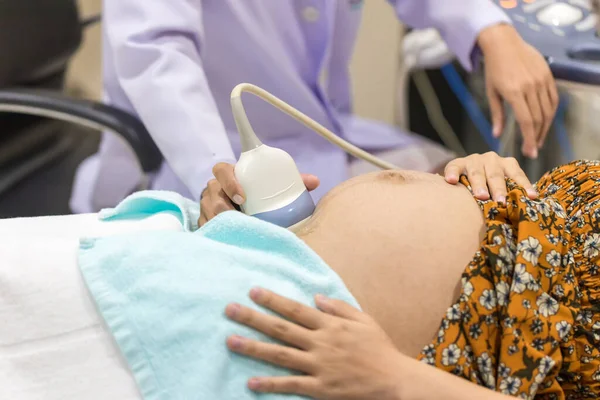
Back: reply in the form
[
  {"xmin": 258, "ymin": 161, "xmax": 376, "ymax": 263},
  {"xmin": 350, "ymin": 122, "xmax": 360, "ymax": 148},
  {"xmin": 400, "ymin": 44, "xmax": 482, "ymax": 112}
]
[
  {"xmin": 315, "ymin": 294, "xmax": 327, "ymax": 305},
  {"xmin": 228, "ymin": 335, "xmax": 244, "ymax": 350},
  {"xmin": 249, "ymin": 287, "xmax": 263, "ymax": 300},
  {"xmin": 225, "ymin": 303, "xmax": 241, "ymax": 318},
  {"xmin": 527, "ymin": 189, "xmax": 538, "ymax": 198},
  {"xmin": 493, "ymin": 126, "xmax": 500, "ymax": 137},
  {"xmin": 476, "ymin": 188, "xmax": 488, "ymax": 197},
  {"xmin": 315, "ymin": 294, "xmax": 333, "ymax": 313},
  {"xmin": 531, "ymin": 148, "xmax": 538, "ymax": 159},
  {"xmin": 233, "ymin": 195, "xmax": 244, "ymax": 205},
  {"xmin": 497, "ymin": 196, "xmax": 506, "ymax": 205},
  {"xmin": 248, "ymin": 378, "xmax": 261, "ymax": 390}
]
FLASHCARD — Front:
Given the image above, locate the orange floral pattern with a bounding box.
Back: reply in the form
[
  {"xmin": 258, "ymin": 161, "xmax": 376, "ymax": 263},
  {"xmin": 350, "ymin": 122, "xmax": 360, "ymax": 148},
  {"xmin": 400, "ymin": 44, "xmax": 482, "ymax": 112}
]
[{"xmin": 417, "ymin": 160, "xmax": 600, "ymax": 399}]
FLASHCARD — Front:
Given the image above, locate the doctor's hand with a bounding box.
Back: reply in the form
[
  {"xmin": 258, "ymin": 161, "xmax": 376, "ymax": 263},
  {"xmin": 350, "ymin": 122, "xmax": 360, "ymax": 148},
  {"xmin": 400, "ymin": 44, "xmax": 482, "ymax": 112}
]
[
  {"xmin": 478, "ymin": 24, "xmax": 558, "ymax": 159},
  {"xmin": 444, "ymin": 152, "xmax": 537, "ymax": 204},
  {"xmin": 225, "ymin": 288, "xmax": 405, "ymax": 400},
  {"xmin": 198, "ymin": 162, "xmax": 320, "ymax": 227}
]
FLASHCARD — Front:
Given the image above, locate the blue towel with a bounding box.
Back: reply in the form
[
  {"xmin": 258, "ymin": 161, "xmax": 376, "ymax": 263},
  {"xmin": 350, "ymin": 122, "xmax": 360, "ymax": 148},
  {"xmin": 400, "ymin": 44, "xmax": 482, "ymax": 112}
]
[
  {"xmin": 78, "ymin": 191, "xmax": 360, "ymax": 400},
  {"xmin": 98, "ymin": 190, "xmax": 201, "ymax": 232}
]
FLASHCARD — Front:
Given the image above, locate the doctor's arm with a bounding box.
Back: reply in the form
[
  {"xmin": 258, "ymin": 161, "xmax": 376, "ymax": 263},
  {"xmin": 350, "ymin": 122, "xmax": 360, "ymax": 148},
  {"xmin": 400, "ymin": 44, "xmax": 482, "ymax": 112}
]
[
  {"xmin": 103, "ymin": 0, "xmax": 236, "ymax": 201},
  {"xmin": 389, "ymin": 0, "xmax": 558, "ymax": 158}
]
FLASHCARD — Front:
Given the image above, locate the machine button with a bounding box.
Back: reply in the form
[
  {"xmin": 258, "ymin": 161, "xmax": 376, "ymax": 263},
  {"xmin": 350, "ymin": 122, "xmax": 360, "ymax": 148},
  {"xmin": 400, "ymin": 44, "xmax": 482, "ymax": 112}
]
[
  {"xmin": 575, "ymin": 13, "xmax": 597, "ymax": 31},
  {"xmin": 537, "ymin": 3, "xmax": 584, "ymax": 26},
  {"xmin": 528, "ymin": 23, "xmax": 542, "ymax": 31},
  {"xmin": 302, "ymin": 6, "xmax": 320, "ymax": 22},
  {"xmin": 500, "ymin": 0, "xmax": 518, "ymax": 8},
  {"xmin": 513, "ymin": 14, "xmax": 527, "ymax": 23},
  {"xmin": 569, "ymin": 0, "xmax": 591, "ymax": 10},
  {"xmin": 523, "ymin": 0, "xmax": 555, "ymax": 13}
]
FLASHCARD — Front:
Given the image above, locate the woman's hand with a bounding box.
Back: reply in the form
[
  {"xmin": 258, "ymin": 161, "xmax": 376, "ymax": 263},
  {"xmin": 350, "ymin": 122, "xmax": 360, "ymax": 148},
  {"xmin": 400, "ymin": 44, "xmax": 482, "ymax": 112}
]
[
  {"xmin": 444, "ymin": 152, "xmax": 537, "ymax": 204},
  {"xmin": 478, "ymin": 24, "xmax": 559, "ymax": 158},
  {"xmin": 225, "ymin": 288, "xmax": 405, "ymax": 400},
  {"xmin": 199, "ymin": 162, "xmax": 320, "ymax": 226}
]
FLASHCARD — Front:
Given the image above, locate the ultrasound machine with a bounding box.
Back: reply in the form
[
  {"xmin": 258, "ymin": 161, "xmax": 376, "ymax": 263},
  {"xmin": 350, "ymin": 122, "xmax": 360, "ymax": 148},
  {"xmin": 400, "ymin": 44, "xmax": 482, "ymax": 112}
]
[{"xmin": 496, "ymin": 0, "xmax": 600, "ymax": 85}]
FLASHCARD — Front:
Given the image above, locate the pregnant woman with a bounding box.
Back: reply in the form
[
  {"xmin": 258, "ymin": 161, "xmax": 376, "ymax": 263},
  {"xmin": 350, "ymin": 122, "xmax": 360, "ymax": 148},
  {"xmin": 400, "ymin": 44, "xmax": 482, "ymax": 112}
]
[{"xmin": 225, "ymin": 157, "xmax": 600, "ymax": 399}]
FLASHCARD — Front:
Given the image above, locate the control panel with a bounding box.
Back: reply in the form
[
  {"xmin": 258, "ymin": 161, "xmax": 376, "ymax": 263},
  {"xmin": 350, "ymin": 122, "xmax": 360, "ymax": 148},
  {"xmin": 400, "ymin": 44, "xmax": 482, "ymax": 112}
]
[{"xmin": 493, "ymin": 0, "xmax": 600, "ymax": 84}]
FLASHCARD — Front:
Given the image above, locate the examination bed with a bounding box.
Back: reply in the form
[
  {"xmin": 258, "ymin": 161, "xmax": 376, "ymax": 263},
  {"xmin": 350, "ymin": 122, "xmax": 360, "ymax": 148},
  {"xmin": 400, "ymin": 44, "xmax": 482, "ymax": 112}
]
[
  {"xmin": 0, "ymin": 211, "xmax": 184, "ymax": 400},
  {"xmin": 0, "ymin": 46, "xmax": 168, "ymax": 395}
]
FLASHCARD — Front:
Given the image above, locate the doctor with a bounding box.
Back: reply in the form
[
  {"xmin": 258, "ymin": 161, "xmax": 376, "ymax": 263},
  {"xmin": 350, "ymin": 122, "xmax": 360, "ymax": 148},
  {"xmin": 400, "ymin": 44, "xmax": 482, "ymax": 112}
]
[{"xmin": 71, "ymin": 1, "xmax": 558, "ymax": 220}]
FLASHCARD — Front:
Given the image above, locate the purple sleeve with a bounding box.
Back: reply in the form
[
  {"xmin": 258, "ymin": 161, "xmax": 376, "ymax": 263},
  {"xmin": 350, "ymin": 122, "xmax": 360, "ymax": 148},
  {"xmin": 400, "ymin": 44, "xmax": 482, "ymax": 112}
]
[
  {"xmin": 389, "ymin": 0, "xmax": 512, "ymax": 71},
  {"xmin": 104, "ymin": 0, "xmax": 236, "ymax": 200}
]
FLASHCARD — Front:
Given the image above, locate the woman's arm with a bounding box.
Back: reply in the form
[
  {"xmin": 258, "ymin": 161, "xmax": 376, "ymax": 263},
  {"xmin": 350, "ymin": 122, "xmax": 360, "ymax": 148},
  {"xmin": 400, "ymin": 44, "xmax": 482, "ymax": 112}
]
[
  {"xmin": 398, "ymin": 357, "xmax": 514, "ymax": 400},
  {"xmin": 225, "ymin": 288, "xmax": 515, "ymax": 400},
  {"xmin": 104, "ymin": 0, "xmax": 237, "ymax": 200}
]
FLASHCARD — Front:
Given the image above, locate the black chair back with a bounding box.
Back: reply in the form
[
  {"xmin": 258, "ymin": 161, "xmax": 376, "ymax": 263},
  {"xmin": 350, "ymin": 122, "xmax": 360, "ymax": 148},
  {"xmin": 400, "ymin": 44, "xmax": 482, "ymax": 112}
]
[
  {"xmin": 0, "ymin": 0, "xmax": 82, "ymax": 87},
  {"xmin": 0, "ymin": 1, "xmax": 86, "ymax": 217}
]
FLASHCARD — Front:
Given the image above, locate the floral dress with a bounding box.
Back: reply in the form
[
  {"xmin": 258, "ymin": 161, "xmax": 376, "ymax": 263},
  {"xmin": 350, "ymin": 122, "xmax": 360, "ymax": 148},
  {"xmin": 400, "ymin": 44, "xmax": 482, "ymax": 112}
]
[{"xmin": 417, "ymin": 160, "xmax": 600, "ymax": 399}]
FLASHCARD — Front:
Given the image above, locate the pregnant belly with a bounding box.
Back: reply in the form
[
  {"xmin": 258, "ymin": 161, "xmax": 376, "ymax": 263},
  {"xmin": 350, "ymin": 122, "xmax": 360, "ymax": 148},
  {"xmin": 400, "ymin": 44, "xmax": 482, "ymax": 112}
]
[
  {"xmin": 329, "ymin": 245, "xmax": 471, "ymax": 358},
  {"xmin": 300, "ymin": 170, "xmax": 485, "ymax": 357}
]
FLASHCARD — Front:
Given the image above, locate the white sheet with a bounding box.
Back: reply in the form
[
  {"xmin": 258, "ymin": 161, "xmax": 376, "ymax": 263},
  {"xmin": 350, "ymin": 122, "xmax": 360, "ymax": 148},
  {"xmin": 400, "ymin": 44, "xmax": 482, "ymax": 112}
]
[
  {"xmin": 0, "ymin": 213, "xmax": 183, "ymax": 400},
  {"xmin": 0, "ymin": 212, "xmax": 183, "ymax": 238}
]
